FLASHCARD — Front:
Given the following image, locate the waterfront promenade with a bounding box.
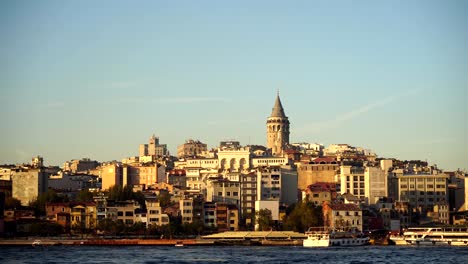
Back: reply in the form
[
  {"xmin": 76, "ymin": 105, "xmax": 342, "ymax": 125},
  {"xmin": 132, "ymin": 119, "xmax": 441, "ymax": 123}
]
[{"xmin": 0, "ymin": 238, "xmax": 212, "ymax": 246}]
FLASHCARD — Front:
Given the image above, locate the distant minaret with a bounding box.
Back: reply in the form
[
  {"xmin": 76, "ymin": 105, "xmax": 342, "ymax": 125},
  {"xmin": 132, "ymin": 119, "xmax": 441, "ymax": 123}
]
[{"xmin": 266, "ymin": 92, "xmax": 290, "ymax": 156}]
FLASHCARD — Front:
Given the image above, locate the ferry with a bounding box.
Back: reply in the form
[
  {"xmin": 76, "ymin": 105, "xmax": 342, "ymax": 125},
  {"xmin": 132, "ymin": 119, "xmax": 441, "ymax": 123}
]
[
  {"xmin": 303, "ymin": 227, "xmax": 369, "ymax": 247},
  {"xmin": 390, "ymin": 227, "xmax": 468, "ymax": 246}
]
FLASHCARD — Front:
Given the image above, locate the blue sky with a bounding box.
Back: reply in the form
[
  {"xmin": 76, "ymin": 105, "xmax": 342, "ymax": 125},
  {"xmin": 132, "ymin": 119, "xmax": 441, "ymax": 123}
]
[{"xmin": 1, "ymin": 1, "xmax": 467, "ymax": 170}]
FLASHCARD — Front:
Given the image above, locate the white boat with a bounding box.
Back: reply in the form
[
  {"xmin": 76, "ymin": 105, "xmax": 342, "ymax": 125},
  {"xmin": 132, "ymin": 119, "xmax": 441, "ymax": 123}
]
[
  {"xmin": 303, "ymin": 227, "xmax": 369, "ymax": 247},
  {"xmin": 32, "ymin": 240, "xmax": 42, "ymax": 247},
  {"xmin": 390, "ymin": 227, "xmax": 468, "ymax": 246}
]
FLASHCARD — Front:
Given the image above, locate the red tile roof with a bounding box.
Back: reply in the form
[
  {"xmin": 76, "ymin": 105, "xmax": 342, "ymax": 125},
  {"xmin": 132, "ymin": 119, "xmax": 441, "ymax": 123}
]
[
  {"xmin": 328, "ymin": 203, "xmax": 360, "ymax": 211},
  {"xmin": 312, "ymin": 157, "xmax": 337, "ymax": 164}
]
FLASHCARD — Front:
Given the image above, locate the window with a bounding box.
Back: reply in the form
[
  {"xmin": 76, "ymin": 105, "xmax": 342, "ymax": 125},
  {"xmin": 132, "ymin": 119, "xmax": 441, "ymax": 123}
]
[
  {"xmin": 118, "ymin": 212, "xmax": 123, "ymax": 217},
  {"xmin": 125, "ymin": 211, "xmax": 133, "ymax": 217},
  {"xmin": 359, "ymin": 176, "xmax": 364, "ymax": 181},
  {"xmin": 233, "ymin": 192, "xmax": 238, "ymax": 196}
]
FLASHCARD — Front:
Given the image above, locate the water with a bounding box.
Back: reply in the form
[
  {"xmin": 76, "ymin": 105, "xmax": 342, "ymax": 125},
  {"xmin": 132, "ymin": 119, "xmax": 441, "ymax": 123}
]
[{"xmin": 0, "ymin": 246, "xmax": 467, "ymax": 264}]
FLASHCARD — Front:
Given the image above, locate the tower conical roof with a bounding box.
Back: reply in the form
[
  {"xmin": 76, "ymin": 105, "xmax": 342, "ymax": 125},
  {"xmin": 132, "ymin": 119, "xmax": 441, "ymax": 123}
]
[{"xmin": 270, "ymin": 93, "xmax": 286, "ymax": 118}]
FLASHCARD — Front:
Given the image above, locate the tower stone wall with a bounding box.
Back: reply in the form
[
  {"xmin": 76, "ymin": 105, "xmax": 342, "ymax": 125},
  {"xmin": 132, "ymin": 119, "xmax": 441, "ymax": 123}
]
[{"xmin": 266, "ymin": 94, "xmax": 290, "ymax": 156}]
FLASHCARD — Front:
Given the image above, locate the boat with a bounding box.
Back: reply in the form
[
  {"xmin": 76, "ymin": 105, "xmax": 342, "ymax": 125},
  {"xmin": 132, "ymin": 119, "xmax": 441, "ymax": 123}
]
[
  {"xmin": 303, "ymin": 227, "xmax": 369, "ymax": 247},
  {"xmin": 390, "ymin": 227, "xmax": 468, "ymax": 246},
  {"xmin": 32, "ymin": 240, "xmax": 42, "ymax": 247}
]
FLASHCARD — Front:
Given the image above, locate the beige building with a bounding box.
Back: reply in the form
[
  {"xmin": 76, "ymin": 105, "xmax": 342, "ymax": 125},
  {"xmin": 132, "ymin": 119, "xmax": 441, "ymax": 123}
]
[
  {"xmin": 11, "ymin": 168, "xmax": 48, "ymax": 206},
  {"xmin": 146, "ymin": 199, "xmax": 169, "ymax": 227},
  {"xmin": 31, "ymin": 156, "xmax": 44, "ymax": 168},
  {"xmin": 100, "ymin": 163, "xmax": 123, "ymax": 190},
  {"xmin": 323, "ymin": 202, "xmax": 363, "ymax": 231},
  {"xmin": 180, "ymin": 198, "xmax": 194, "ymax": 224},
  {"xmin": 397, "ymin": 172, "xmax": 449, "ymax": 213},
  {"xmin": 217, "ymin": 146, "xmax": 251, "ymax": 173},
  {"xmin": 123, "ymin": 163, "xmax": 159, "ymax": 189},
  {"xmin": 207, "ymin": 179, "xmax": 240, "ymax": 204},
  {"xmin": 266, "ymin": 93, "xmax": 290, "ymax": 156},
  {"xmin": 297, "ymin": 158, "xmax": 339, "ymax": 190},
  {"xmin": 108, "ymin": 201, "xmax": 140, "ymax": 225},
  {"xmin": 63, "ymin": 158, "xmax": 99, "ymax": 173},
  {"xmin": 140, "ymin": 134, "xmax": 167, "ymax": 157},
  {"xmin": 71, "ymin": 203, "xmax": 97, "ymax": 231},
  {"xmin": 177, "ymin": 139, "xmax": 207, "ymax": 158},
  {"xmin": 340, "ymin": 165, "xmax": 388, "ymax": 205}
]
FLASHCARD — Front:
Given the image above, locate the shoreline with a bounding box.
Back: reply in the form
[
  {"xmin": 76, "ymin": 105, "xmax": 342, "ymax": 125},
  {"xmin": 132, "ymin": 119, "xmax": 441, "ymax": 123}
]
[{"xmin": 0, "ymin": 238, "xmax": 307, "ymax": 247}]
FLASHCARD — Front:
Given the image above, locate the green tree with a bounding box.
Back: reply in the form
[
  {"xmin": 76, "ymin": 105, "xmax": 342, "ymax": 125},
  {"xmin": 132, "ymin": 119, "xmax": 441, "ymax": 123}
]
[
  {"xmin": 105, "ymin": 185, "xmax": 146, "ymax": 209},
  {"xmin": 256, "ymin": 209, "xmax": 273, "ymax": 231},
  {"xmin": 283, "ymin": 201, "xmax": 323, "ymax": 232},
  {"xmin": 106, "ymin": 185, "xmax": 133, "ymax": 201},
  {"xmin": 76, "ymin": 189, "xmax": 94, "ymax": 202}
]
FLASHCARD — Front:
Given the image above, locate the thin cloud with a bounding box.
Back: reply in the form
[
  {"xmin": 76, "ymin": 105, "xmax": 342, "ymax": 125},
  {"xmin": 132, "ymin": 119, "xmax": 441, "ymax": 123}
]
[
  {"xmin": 162, "ymin": 97, "xmax": 230, "ymax": 103},
  {"xmin": 299, "ymin": 88, "xmax": 422, "ymax": 133}
]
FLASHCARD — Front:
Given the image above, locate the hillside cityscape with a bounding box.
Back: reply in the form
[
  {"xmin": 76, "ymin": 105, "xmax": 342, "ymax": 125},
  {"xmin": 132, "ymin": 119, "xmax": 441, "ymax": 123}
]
[{"xmin": 1, "ymin": 93, "xmax": 467, "ymax": 239}]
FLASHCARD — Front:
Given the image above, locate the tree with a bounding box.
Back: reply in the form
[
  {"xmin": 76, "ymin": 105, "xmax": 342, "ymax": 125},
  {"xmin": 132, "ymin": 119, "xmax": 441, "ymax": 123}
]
[
  {"xmin": 76, "ymin": 189, "xmax": 94, "ymax": 203},
  {"xmin": 5, "ymin": 197, "xmax": 22, "ymax": 209},
  {"xmin": 105, "ymin": 185, "xmax": 146, "ymax": 209},
  {"xmin": 29, "ymin": 189, "xmax": 67, "ymax": 217},
  {"xmin": 157, "ymin": 191, "xmax": 172, "ymax": 208},
  {"xmin": 256, "ymin": 209, "xmax": 273, "ymax": 231},
  {"xmin": 30, "ymin": 222, "xmax": 64, "ymax": 236},
  {"xmin": 282, "ymin": 201, "xmax": 323, "ymax": 232}
]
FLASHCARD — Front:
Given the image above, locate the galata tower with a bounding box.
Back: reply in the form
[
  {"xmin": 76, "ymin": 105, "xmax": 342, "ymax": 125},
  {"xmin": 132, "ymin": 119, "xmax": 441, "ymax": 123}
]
[{"xmin": 266, "ymin": 92, "xmax": 290, "ymax": 156}]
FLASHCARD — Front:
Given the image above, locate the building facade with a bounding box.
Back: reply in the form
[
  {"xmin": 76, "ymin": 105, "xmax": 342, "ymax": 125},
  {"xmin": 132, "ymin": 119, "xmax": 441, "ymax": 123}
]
[
  {"xmin": 177, "ymin": 139, "xmax": 208, "ymax": 158},
  {"xmin": 11, "ymin": 168, "xmax": 48, "ymax": 206},
  {"xmin": 266, "ymin": 93, "xmax": 290, "ymax": 156},
  {"xmin": 397, "ymin": 172, "xmax": 449, "ymax": 213}
]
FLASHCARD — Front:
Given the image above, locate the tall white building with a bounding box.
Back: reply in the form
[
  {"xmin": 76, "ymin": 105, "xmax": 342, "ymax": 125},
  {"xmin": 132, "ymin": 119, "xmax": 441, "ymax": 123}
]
[{"xmin": 340, "ymin": 165, "xmax": 388, "ymax": 205}]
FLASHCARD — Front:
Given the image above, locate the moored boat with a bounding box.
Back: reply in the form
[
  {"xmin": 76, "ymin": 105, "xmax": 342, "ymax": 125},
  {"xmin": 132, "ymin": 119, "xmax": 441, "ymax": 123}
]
[
  {"xmin": 390, "ymin": 227, "xmax": 468, "ymax": 246},
  {"xmin": 303, "ymin": 227, "xmax": 369, "ymax": 247}
]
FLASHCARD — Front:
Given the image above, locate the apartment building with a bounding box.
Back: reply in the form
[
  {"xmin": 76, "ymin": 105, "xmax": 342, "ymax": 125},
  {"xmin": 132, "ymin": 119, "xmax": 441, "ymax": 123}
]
[
  {"xmin": 397, "ymin": 172, "xmax": 449, "ymax": 213},
  {"xmin": 323, "ymin": 202, "xmax": 363, "ymax": 231}
]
